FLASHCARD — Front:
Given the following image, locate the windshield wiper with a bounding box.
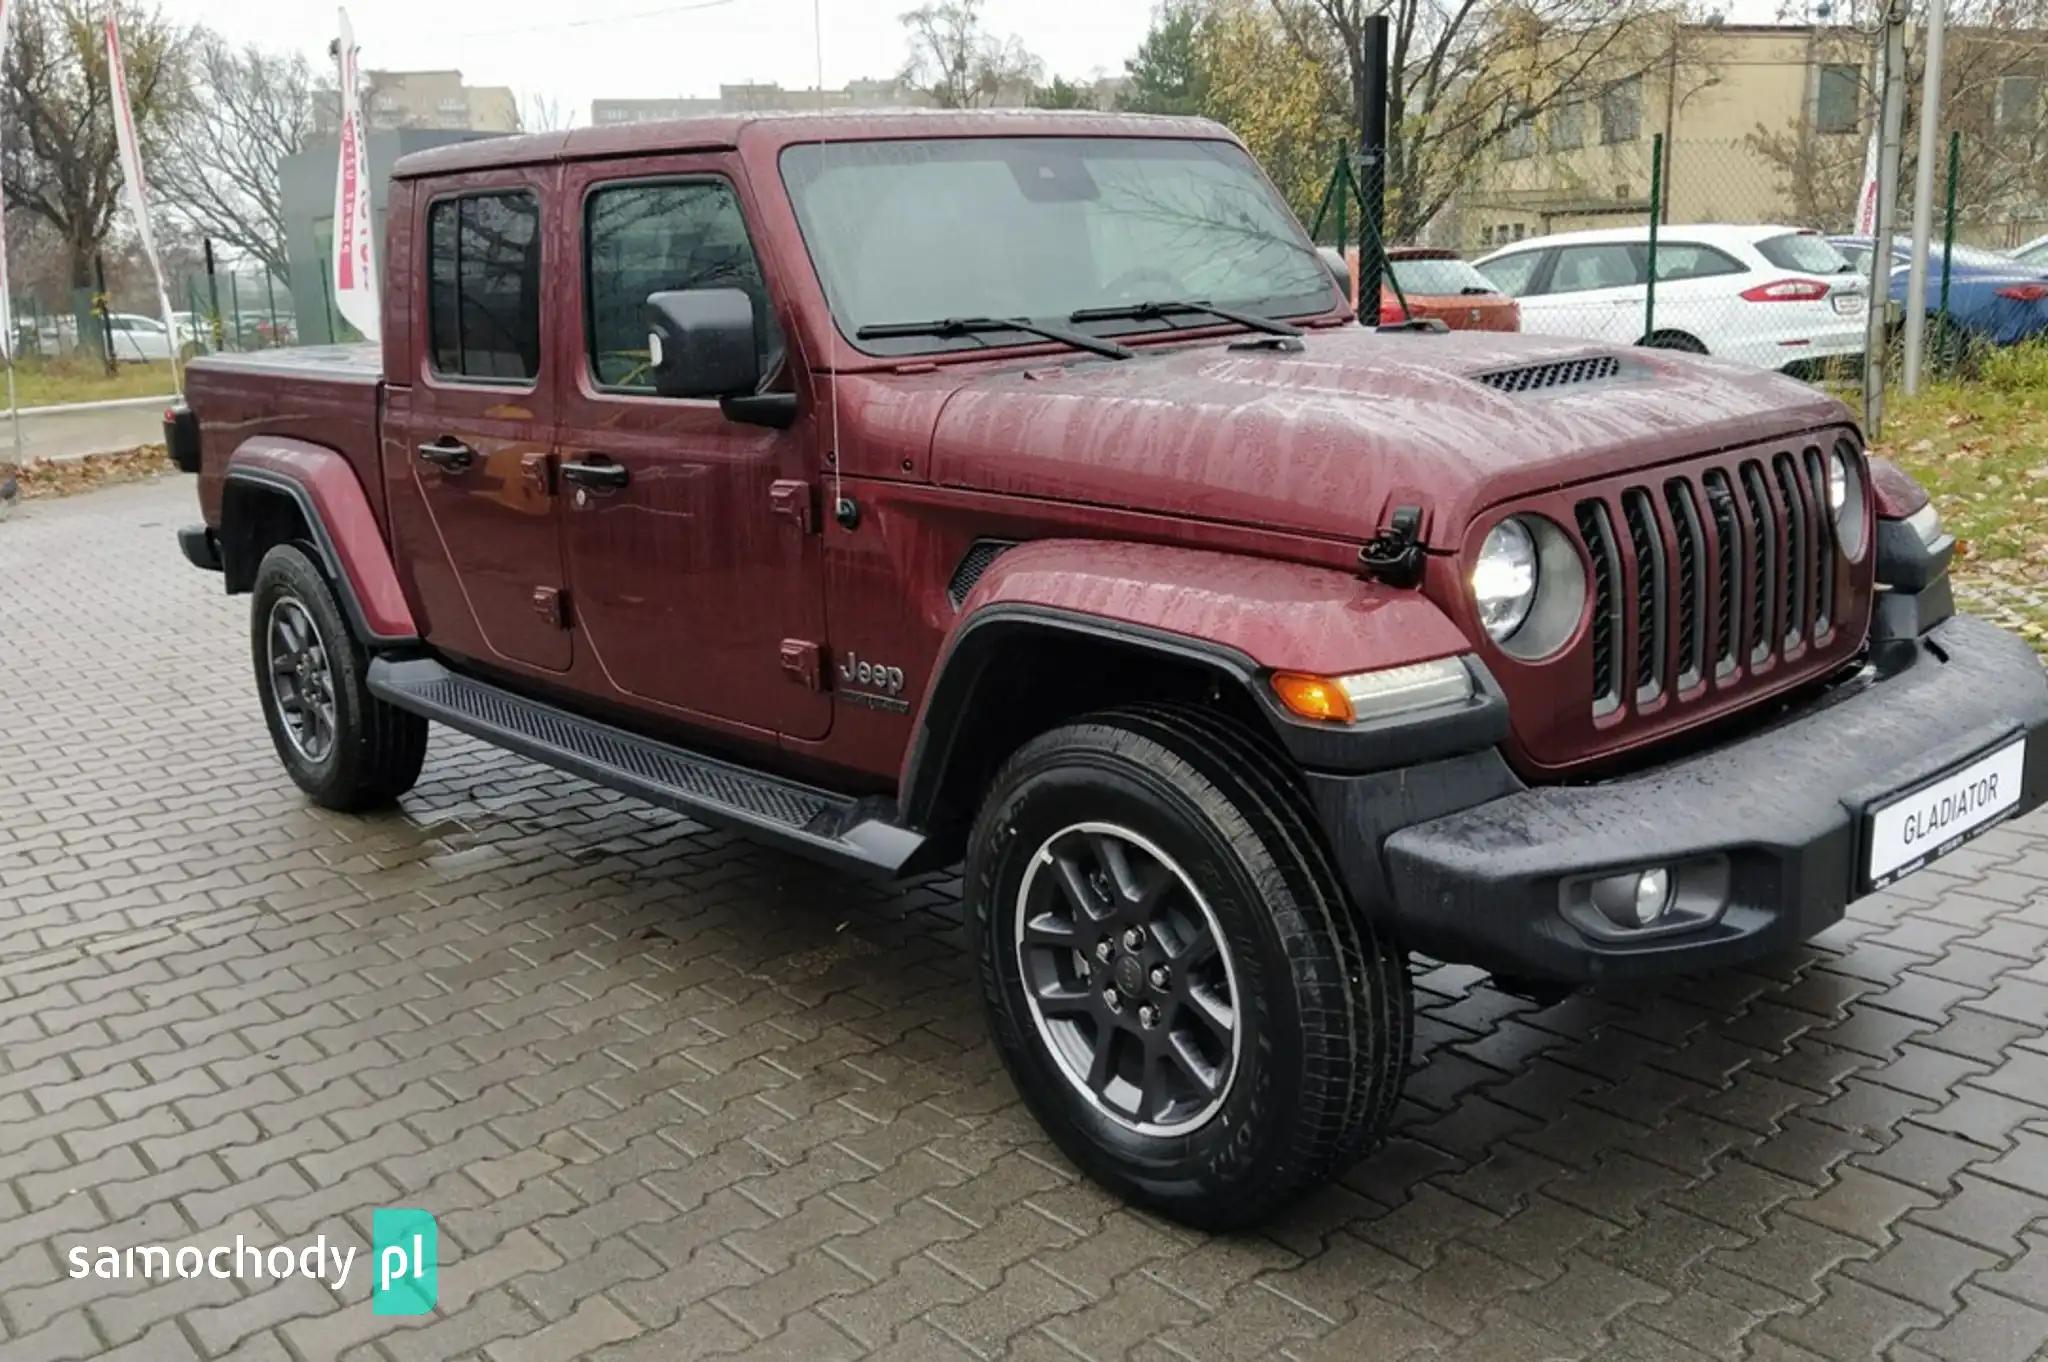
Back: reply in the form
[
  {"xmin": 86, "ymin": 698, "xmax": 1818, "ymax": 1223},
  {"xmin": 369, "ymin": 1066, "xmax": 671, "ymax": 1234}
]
[
  {"xmin": 854, "ymin": 316, "xmax": 1133, "ymax": 361},
  {"xmin": 1068, "ymin": 300, "xmax": 1304, "ymax": 339}
]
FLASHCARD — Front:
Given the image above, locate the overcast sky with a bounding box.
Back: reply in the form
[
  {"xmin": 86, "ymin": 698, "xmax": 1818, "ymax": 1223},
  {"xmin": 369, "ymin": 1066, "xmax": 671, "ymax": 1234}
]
[{"xmin": 152, "ymin": 0, "xmax": 1794, "ymax": 129}]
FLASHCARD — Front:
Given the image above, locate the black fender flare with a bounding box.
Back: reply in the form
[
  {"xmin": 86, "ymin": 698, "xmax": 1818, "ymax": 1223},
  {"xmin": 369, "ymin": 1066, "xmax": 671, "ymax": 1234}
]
[{"xmin": 897, "ymin": 604, "xmax": 1507, "ymax": 838}]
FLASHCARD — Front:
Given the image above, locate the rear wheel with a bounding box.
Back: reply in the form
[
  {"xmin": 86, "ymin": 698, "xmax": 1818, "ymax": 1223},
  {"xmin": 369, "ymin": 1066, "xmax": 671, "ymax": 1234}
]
[
  {"xmin": 1645, "ymin": 330, "xmax": 1708, "ymax": 355},
  {"xmin": 251, "ymin": 543, "xmax": 426, "ymax": 810},
  {"xmin": 966, "ymin": 706, "xmax": 1408, "ymax": 1229}
]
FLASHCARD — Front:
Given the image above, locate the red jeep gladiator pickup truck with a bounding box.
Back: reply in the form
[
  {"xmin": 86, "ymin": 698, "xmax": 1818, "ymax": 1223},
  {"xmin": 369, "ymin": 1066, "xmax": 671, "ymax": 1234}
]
[{"xmin": 170, "ymin": 111, "xmax": 2048, "ymax": 1227}]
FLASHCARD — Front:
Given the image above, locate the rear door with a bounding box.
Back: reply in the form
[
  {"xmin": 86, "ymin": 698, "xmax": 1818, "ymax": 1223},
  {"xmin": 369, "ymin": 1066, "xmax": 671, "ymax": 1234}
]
[
  {"xmin": 551, "ymin": 155, "xmax": 830, "ymax": 739},
  {"xmin": 1649, "ymin": 241, "xmax": 1749, "ymax": 347},
  {"xmin": 1528, "ymin": 243, "xmax": 1645, "ymax": 344},
  {"xmin": 390, "ymin": 169, "xmax": 572, "ymax": 673}
]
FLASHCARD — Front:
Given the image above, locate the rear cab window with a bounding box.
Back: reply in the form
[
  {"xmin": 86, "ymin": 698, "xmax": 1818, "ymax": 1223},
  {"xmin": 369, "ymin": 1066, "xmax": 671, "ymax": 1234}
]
[
  {"xmin": 583, "ymin": 178, "xmax": 785, "ymax": 394},
  {"xmin": 427, "ymin": 190, "xmax": 543, "ymax": 382},
  {"xmin": 1757, "ymin": 233, "xmax": 1852, "ymax": 276}
]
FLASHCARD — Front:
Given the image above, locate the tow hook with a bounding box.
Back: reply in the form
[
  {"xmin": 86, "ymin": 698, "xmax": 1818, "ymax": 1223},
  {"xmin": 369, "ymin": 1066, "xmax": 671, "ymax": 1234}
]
[{"xmin": 1359, "ymin": 505, "xmax": 1426, "ymax": 587}]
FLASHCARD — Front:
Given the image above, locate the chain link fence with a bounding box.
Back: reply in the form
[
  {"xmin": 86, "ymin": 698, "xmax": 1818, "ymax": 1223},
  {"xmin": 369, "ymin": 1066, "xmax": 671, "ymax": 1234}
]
[{"xmin": 1311, "ymin": 132, "xmax": 2048, "ymax": 409}]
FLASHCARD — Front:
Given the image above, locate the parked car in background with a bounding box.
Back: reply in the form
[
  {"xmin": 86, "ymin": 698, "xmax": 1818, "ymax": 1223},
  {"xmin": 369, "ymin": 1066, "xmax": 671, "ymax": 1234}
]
[
  {"xmin": 2012, "ymin": 234, "xmax": 2048, "ymax": 271},
  {"xmin": 1475, "ymin": 225, "xmax": 1867, "ymax": 375},
  {"xmin": 106, "ymin": 313, "xmax": 177, "ymax": 363},
  {"xmin": 1828, "ymin": 235, "xmax": 2048, "ymax": 355},
  {"xmin": 1314, "ymin": 247, "xmax": 1521, "ymax": 332},
  {"xmin": 1382, "ymin": 248, "xmax": 1520, "ymax": 331}
]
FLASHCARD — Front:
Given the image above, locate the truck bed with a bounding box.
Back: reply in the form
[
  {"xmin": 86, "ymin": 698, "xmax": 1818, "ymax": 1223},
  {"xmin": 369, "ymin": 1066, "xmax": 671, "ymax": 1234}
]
[{"xmin": 185, "ymin": 343, "xmax": 386, "ymax": 532}]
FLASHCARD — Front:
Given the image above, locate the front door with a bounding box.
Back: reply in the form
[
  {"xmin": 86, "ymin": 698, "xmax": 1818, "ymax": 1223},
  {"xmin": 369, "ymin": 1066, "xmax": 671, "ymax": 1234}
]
[
  {"xmin": 553, "ymin": 157, "xmax": 829, "ymax": 738},
  {"xmin": 398, "ymin": 170, "xmax": 571, "ymax": 673}
]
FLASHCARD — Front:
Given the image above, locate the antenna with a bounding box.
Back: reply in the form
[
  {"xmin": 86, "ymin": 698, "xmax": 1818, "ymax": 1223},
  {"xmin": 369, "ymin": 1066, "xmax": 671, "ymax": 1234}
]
[{"xmin": 814, "ymin": 0, "xmax": 844, "ymax": 522}]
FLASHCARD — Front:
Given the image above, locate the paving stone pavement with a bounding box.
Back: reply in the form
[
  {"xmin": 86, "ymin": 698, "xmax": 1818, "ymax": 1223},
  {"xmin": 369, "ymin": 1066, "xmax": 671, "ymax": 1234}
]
[{"xmin": 5, "ymin": 476, "xmax": 2048, "ymax": 1362}]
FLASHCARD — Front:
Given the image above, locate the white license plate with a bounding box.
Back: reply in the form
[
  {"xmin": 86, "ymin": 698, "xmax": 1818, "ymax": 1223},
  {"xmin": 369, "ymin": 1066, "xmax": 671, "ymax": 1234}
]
[
  {"xmin": 1834, "ymin": 293, "xmax": 1867, "ymax": 316},
  {"xmin": 1865, "ymin": 739, "xmax": 2027, "ymax": 887}
]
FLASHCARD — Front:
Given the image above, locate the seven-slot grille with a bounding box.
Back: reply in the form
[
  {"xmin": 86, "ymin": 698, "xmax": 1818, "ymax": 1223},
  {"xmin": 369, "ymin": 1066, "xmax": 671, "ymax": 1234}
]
[{"xmin": 1574, "ymin": 444, "xmax": 1846, "ymax": 719}]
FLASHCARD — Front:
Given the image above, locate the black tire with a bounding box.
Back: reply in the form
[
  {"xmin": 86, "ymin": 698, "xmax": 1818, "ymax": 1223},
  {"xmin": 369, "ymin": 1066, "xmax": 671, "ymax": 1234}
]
[
  {"xmin": 251, "ymin": 543, "xmax": 427, "ymax": 810},
  {"xmin": 1645, "ymin": 331, "xmax": 1708, "ymax": 355},
  {"xmin": 966, "ymin": 706, "xmax": 1410, "ymax": 1229}
]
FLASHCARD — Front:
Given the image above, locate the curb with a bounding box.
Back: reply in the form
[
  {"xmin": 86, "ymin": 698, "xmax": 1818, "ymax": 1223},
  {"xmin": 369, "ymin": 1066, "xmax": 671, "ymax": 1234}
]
[{"xmin": 14, "ymin": 393, "xmax": 177, "ymax": 417}]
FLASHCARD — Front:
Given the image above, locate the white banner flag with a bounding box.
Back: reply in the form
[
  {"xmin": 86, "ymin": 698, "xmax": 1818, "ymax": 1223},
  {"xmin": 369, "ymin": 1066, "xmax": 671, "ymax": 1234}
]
[
  {"xmin": 0, "ymin": 0, "xmax": 15, "ymax": 363},
  {"xmin": 330, "ymin": 7, "xmax": 380, "ymax": 342},
  {"xmin": 1854, "ymin": 46, "xmax": 1883, "ymax": 238},
  {"xmin": 104, "ymin": 16, "xmax": 177, "ymax": 371},
  {"xmin": 1854, "ymin": 128, "xmax": 1881, "ymax": 237}
]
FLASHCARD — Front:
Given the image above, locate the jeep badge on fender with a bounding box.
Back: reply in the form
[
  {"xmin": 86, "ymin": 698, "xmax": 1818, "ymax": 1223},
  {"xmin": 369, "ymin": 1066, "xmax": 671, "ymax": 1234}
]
[
  {"xmin": 170, "ymin": 109, "xmax": 2048, "ymax": 1231},
  {"xmin": 837, "ymin": 652, "xmax": 905, "ymax": 696}
]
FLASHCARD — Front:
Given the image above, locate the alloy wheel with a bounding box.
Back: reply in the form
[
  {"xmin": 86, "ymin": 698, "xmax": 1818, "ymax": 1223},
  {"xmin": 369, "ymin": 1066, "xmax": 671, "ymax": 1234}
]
[
  {"xmin": 1015, "ymin": 822, "xmax": 1241, "ymax": 1135},
  {"xmin": 266, "ymin": 596, "xmax": 337, "ymax": 763}
]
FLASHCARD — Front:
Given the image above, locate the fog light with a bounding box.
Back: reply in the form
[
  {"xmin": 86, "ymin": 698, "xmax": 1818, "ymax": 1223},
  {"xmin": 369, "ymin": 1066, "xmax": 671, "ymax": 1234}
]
[{"xmin": 1591, "ymin": 867, "xmax": 1674, "ymax": 929}]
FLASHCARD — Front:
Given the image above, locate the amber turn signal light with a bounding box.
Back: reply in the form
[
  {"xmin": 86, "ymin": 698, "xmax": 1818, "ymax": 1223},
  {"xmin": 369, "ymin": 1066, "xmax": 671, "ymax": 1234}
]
[{"xmin": 1270, "ymin": 672, "xmax": 1355, "ymax": 724}]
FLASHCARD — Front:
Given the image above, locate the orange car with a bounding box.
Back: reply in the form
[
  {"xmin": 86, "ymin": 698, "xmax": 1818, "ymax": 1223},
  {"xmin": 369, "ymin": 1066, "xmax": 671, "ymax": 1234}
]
[{"xmin": 1323, "ymin": 246, "xmax": 1521, "ymax": 332}]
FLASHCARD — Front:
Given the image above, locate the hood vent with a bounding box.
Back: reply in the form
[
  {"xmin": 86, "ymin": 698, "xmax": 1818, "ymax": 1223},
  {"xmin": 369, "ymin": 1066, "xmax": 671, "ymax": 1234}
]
[{"xmin": 1473, "ymin": 354, "xmax": 1622, "ymax": 395}]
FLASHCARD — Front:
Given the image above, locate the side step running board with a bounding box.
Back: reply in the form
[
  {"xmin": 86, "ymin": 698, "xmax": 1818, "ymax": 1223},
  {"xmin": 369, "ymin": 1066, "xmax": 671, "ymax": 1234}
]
[{"xmin": 368, "ymin": 657, "xmax": 925, "ymax": 875}]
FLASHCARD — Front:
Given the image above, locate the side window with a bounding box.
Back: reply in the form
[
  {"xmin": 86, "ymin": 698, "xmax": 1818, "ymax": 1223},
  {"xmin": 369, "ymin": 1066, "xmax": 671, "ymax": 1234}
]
[
  {"xmin": 1655, "ymin": 244, "xmax": 1744, "ymax": 282},
  {"xmin": 585, "ymin": 179, "xmax": 784, "ymax": 393},
  {"xmin": 426, "ymin": 190, "xmax": 542, "ymax": 382},
  {"xmin": 1478, "ymin": 250, "xmax": 1542, "ymax": 297},
  {"xmin": 1550, "ymin": 245, "xmax": 1643, "ymax": 294}
]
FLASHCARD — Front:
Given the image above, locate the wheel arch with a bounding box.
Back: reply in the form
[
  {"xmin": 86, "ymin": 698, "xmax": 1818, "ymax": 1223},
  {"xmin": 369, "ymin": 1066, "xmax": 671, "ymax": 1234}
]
[
  {"xmin": 897, "ymin": 539, "xmax": 1496, "ymax": 863},
  {"xmin": 901, "ymin": 606, "xmax": 1279, "ymax": 858},
  {"xmin": 219, "ymin": 437, "xmax": 417, "ymax": 647},
  {"xmin": 1641, "ymin": 329, "xmax": 1708, "ymax": 353}
]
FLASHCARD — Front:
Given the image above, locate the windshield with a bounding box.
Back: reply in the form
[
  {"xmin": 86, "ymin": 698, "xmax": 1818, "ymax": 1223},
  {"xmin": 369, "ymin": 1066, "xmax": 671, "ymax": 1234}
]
[
  {"xmin": 2021, "ymin": 241, "xmax": 2048, "ymax": 269},
  {"xmin": 780, "ymin": 136, "xmax": 1336, "ymax": 354},
  {"xmin": 1389, "ymin": 257, "xmax": 1498, "ymax": 296},
  {"xmin": 1758, "ymin": 233, "xmax": 1853, "ymax": 274}
]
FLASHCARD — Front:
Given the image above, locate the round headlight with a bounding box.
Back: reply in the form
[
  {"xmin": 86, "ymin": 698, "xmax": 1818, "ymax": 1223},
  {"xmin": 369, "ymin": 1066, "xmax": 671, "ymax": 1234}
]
[
  {"xmin": 1474, "ymin": 517, "xmax": 1539, "ymax": 641},
  {"xmin": 1827, "ymin": 449, "xmax": 1850, "ymax": 515}
]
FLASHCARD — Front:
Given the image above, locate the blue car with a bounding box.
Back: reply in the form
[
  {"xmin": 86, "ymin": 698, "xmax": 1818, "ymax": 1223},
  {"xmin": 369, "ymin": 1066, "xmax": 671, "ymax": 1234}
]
[{"xmin": 1828, "ymin": 235, "xmax": 2048, "ymax": 350}]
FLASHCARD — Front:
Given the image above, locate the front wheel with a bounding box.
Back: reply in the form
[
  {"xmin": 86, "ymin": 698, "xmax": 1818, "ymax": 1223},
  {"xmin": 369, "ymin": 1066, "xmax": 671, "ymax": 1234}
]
[
  {"xmin": 966, "ymin": 707, "xmax": 1409, "ymax": 1229},
  {"xmin": 251, "ymin": 543, "xmax": 427, "ymax": 810}
]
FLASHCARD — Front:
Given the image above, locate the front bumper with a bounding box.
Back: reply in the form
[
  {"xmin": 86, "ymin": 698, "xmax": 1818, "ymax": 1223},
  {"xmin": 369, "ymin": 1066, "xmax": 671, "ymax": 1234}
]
[{"xmin": 1336, "ymin": 614, "xmax": 2048, "ymax": 982}]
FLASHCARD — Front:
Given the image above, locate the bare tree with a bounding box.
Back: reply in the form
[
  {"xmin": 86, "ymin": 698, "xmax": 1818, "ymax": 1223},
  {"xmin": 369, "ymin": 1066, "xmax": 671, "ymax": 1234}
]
[
  {"xmin": 1751, "ymin": 2, "xmax": 2048, "ymax": 237},
  {"xmin": 154, "ymin": 29, "xmax": 310, "ymax": 283},
  {"xmin": 520, "ymin": 91, "xmax": 576, "ymax": 131},
  {"xmin": 900, "ymin": 0, "xmax": 1044, "ymax": 108},
  {"xmin": 0, "ymin": 0, "xmax": 187, "ymax": 295},
  {"xmin": 1270, "ymin": 0, "xmax": 1692, "ymax": 239}
]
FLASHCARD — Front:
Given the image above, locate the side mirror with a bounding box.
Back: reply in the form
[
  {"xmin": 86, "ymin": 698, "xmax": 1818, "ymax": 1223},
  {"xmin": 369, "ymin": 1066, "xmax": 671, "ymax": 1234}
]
[{"xmin": 644, "ymin": 288, "xmax": 760, "ymax": 400}]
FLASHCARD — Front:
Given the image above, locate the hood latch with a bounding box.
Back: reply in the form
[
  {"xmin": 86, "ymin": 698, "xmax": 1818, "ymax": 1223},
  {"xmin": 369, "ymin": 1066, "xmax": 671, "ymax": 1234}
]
[{"xmin": 1359, "ymin": 506, "xmax": 1426, "ymax": 587}]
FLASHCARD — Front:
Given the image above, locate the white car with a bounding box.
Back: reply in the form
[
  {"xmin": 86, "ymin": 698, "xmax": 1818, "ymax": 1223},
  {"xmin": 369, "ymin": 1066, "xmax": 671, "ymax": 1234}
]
[
  {"xmin": 1474, "ymin": 225, "xmax": 1868, "ymax": 374},
  {"xmin": 105, "ymin": 312, "xmax": 177, "ymax": 363}
]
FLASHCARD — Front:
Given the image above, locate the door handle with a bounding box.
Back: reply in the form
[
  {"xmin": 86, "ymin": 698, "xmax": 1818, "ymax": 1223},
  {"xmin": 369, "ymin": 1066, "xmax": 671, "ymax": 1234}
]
[
  {"xmin": 561, "ymin": 457, "xmax": 630, "ymax": 490},
  {"xmin": 418, "ymin": 437, "xmax": 475, "ymax": 471}
]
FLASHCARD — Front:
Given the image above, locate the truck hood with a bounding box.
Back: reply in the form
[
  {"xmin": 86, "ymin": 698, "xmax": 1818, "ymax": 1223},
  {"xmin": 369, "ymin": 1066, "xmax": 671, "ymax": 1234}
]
[{"xmin": 923, "ymin": 327, "xmax": 1854, "ymax": 549}]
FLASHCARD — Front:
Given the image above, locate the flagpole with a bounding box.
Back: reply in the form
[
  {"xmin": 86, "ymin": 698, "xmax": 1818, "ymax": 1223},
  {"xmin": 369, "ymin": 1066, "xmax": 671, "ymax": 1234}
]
[
  {"xmin": 0, "ymin": 0, "xmax": 18, "ymax": 477},
  {"xmin": 5, "ymin": 350, "xmax": 19, "ymax": 473},
  {"xmin": 104, "ymin": 16, "xmax": 181, "ymax": 394}
]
